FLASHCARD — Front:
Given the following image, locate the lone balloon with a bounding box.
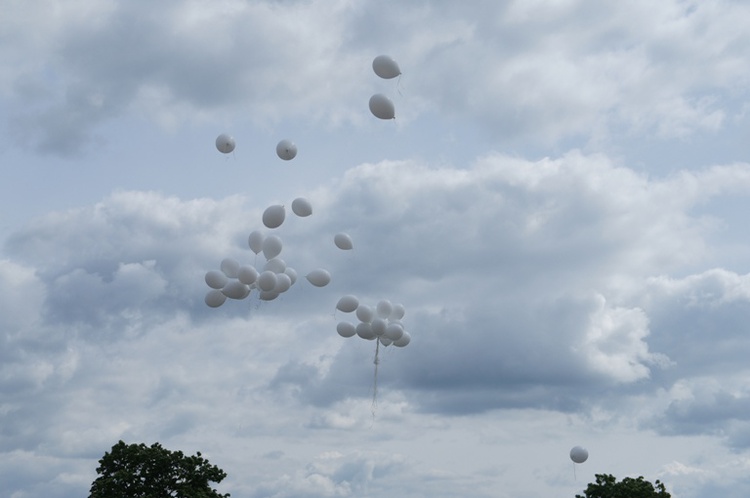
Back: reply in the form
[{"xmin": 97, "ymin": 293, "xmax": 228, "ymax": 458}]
[
  {"xmin": 334, "ymin": 232, "xmax": 353, "ymax": 250},
  {"xmin": 570, "ymin": 446, "xmax": 589, "ymax": 464},
  {"xmin": 276, "ymin": 139, "xmax": 298, "ymax": 160},
  {"xmin": 215, "ymin": 133, "xmax": 235, "ymax": 154}
]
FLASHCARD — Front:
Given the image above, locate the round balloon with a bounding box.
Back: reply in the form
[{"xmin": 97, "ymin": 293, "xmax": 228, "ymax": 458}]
[
  {"xmin": 371, "ymin": 317, "xmax": 387, "ymax": 336},
  {"xmin": 337, "ymin": 321, "xmax": 357, "ymax": 338},
  {"xmin": 291, "ymin": 197, "xmax": 312, "ymax": 217},
  {"xmin": 220, "ymin": 258, "xmax": 240, "ymax": 278},
  {"xmin": 262, "ymin": 235, "xmax": 283, "ymax": 259},
  {"xmin": 263, "ymin": 257, "xmax": 286, "ymax": 274},
  {"xmin": 205, "ymin": 270, "xmax": 228, "ymax": 289},
  {"xmin": 284, "ymin": 267, "xmax": 298, "ymax": 285},
  {"xmin": 262, "ymin": 204, "xmax": 286, "ymax": 229},
  {"xmin": 205, "ymin": 289, "xmax": 227, "ymax": 308},
  {"xmin": 369, "ymin": 94, "xmax": 395, "ymax": 120},
  {"xmin": 393, "ymin": 331, "xmax": 411, "ymax": 347},
  {"xmin": 248, "ymin": 230, "xmax": 264, "ymax": 254},
  {"xmin": 215, "ymin": 133, "xmax": 235, "ymax": 154},
  {"xmin": 334, "ymin": 233, "xmax": 353, "ymax": 250},
  {"xmin": 237, "ymin": 265, "xmax": 259, "ymax": 285},
  {"xmin": 222, "ymin": 280, "xmax": 250, "ymax": 299},
  {"xmin": 336, "ymin": 295, "xmax": 359, "ymax": 313},
  {"xmin": 276, "ymin": 139, "xmax": 297, "ymax": 160},
  {"xmin": 259, "ymin": 290, "xmax": 279, "ymax": 301},
  {"xmin": 257, "ymin": 271, "xmax": 278, "ymax": 292},
  {"xmin": 376, "ymin": 299, "xmax": 393, "ymax": 318},
  {"xmin": 306, "ymin": 269, "xmax": 331, "ymax": 287},
  {"xmin": 273, "ymin": 273, "xmax": 292, "ymax": 293},
  {"xmin": 384, "ymin": 322, "xmax": 404, "ymax": 341},
  {"xmin": 356, "ymin": 322, "xmax": 376, "ymax": 340},
  {"xmin": 372, "ymin": 55, "xmax": 401, "ymax": 79},
  {"xmin": 356, "ymin": 304, "xmax": 374, "ymax": 323},
  {"xmin": 570, "ymin": 446, "xmax": 588, "ymax": 464},
  {"xmin": 389, "ymin": 303, "xmax": 406, "ymax": 320}
]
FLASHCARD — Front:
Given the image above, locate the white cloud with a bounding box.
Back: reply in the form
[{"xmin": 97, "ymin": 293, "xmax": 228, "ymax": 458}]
[{"xmin": 579, "ymin": 295, "xmax": 670, "ymax": 383}]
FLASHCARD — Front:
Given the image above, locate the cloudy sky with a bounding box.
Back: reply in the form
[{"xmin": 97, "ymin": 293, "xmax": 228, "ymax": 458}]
[{"xmin": 2, "ymin": 1, "xmax": 750, "ymax": 497}]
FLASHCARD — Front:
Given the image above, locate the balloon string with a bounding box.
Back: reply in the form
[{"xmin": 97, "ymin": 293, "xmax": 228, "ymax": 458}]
[
  {"xmin": 573, "ymin": 463, "xmax": 577, "ymax": 481},
  {"xmin": 371, "ymin": 340, "xmax": 380, "ymax": 418}
]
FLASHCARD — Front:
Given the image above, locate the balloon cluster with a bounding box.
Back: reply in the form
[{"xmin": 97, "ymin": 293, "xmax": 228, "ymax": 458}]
[
  {"xmin": 369, "ymin": 55, "xmax": 401, "ymax": 120},
  {"xmin": 207, "ymin": 55, "xmax": 412, "ymax": 404},
  {"xmin": 204, "ymin": 198, "xmax": 351, "ymax": 307},
  {"xmin": 335, "ymin": 295, "xmax": 411, "ymax": 348}
]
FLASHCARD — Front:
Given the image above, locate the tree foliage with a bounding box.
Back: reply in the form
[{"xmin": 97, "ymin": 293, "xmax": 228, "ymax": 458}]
[
  {"xmin": 576, "ymin": 474, "xmax": 670, "ymax": 498},
  {"xmin": 89, "ymin": 440, "xmax": 230, "ymax": 498}
]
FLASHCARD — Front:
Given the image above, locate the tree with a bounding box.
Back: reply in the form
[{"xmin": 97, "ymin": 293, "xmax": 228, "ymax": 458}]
[
  {"xmin": 89, "ymin": 440, "xmax": 230, "ymax": 498},
  {"xmin": 576, "ymin": 473, "xmax": 671, "ymax": 498}
]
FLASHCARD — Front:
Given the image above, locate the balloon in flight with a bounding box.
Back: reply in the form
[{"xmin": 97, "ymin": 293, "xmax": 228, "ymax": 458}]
[
  {"xmin": 276, "ymin": 139, "xmax": 297, "ymax": 160},
  {"xmin": 570, "ymin": 446, "xmax": 589, "ymax": 464},
  {"xmin": 369, "ymin": 94, "xmax": 395, "ymax": 120},
  {"xmin": 215, "ymin": 133, "xmax": 235, "ymax": 154},
  {"xmin": 372, "ymin": 55, "xmax": 401, "ymax": 79}
]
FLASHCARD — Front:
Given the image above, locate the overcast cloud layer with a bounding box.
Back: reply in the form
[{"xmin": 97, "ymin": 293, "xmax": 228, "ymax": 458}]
[{"xmin": 2, "ymin": 1, "xmax": 750, "ymax": 497}]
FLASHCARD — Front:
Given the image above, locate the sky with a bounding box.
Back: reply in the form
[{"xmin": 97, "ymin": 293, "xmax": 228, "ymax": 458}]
[{"xmin": 2, "ymin": 0, "xmax": 750, "ymax": 497}]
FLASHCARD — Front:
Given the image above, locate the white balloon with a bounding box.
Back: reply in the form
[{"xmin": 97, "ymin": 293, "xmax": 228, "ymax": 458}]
[
  {"xmin": 372, "ymin": 55, "xmax": 401, "ymax": 79},
  {"xmin": 273, "ymin": 273, "xmax": 292, "ymax": 293},
  {"xmin": 215, "ymin": 133, "xmax": 235, "ymax": 153},
  {"xmin": 205, "ymin": 270, "xmax": 228, "ymax": 289},
  {"xmin": 259, "ymin": 290, "xmax": 279, "ymax": 301},
  {"xmin": 371, "ymin": 317, "xmax": 387, "ymax": 336},
  {"xmin": 379, "ymin": 336, "xmax": 393, "ymax": 347},
  {"xmin": 262, "ymin": 204, "xmax": 286, "ymax": 229},
  {"xmin": 257, "ymin": 271, "xmax": 278, "ymax": 292},
  {"xmin": 220, "ymin": 258, "xmax": 240, "ymax": 278},
  {"xmin": 369, "ymin": 94, "xmax": 395, "ymax": 120},
  {"xmin": 222, "ymin": 280, "xmax": 250, "ymax": 299},
  {"xmin": 376, "ymin": 299, "xmax": 393, "ymax": 318},
  {"xmin": 276, "ymin": 139, "xmax": 297, "ymax": 160},
  {"xmin": 336, "ymin": 295, "xmax": 359, "ymax": 313},
  {"xmin": 262, "ymin": 235, "xmax": 283, "ymax": 259},
  {"xmin": 570, "ymin": 446, "xmax": 588, "ymax": 464},
  {"xmin": 334, "ymin": 232, "xmax": 353, "ymax": 250},
  {"xmin": 393, "ymin": 331, "xmax": 411, "ymax": 347},
  {"xmin": 264, "ymin": 257, "xmax": 286, "ymax": 274},
  {"xmin": 356, "ymin": 304, "xmax": 374, "ymax": 323},
  {"xmin": 237, "ymin": 265, "xmax": 259, "ymax": 285},
  {"xmin": 337, "ymin": 321, "xmax": 357, "ymax": 338},
  {"xmin": 248, "ymin": 230, "xmax": 264, "ymax": 254},
  {"xmin": 356, "ymin": 322, "xmax": 376, "ymax": 340},
  {"xmin": 205, "ymin": 289, "xmax": 227, "ymax": 308},
  {"xmin": 284, "ymin": 267, "xmax": 298, "ymax": 285},
  {"xmin": 389, "ymin": 303, "xmax": 406, "ymax": 320},
  {"xmin": 306, "ymin": 269, "xmax": 331, "ymax": 287},
  {"xmin": 291, "ymin": 197, "xmax": 312, "ymax": 217},
  {"xmin": 384, "ymin": 322, "xmax": 404, "ymax": 341}
]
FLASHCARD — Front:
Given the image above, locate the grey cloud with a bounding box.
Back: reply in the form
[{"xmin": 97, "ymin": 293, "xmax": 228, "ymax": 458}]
[{"xmin": 641, "ymin": 270, "xmax": 750, "ymax": 377}]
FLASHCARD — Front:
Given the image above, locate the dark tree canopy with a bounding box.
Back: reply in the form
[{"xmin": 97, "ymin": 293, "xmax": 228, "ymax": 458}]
[
  {"xmin": 89, "ymin": 440, "xmax": 230, "ymax": 498},
  {"xmin": 576, "ymin": 473, "xmax": 671, "ymax": 498}
]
